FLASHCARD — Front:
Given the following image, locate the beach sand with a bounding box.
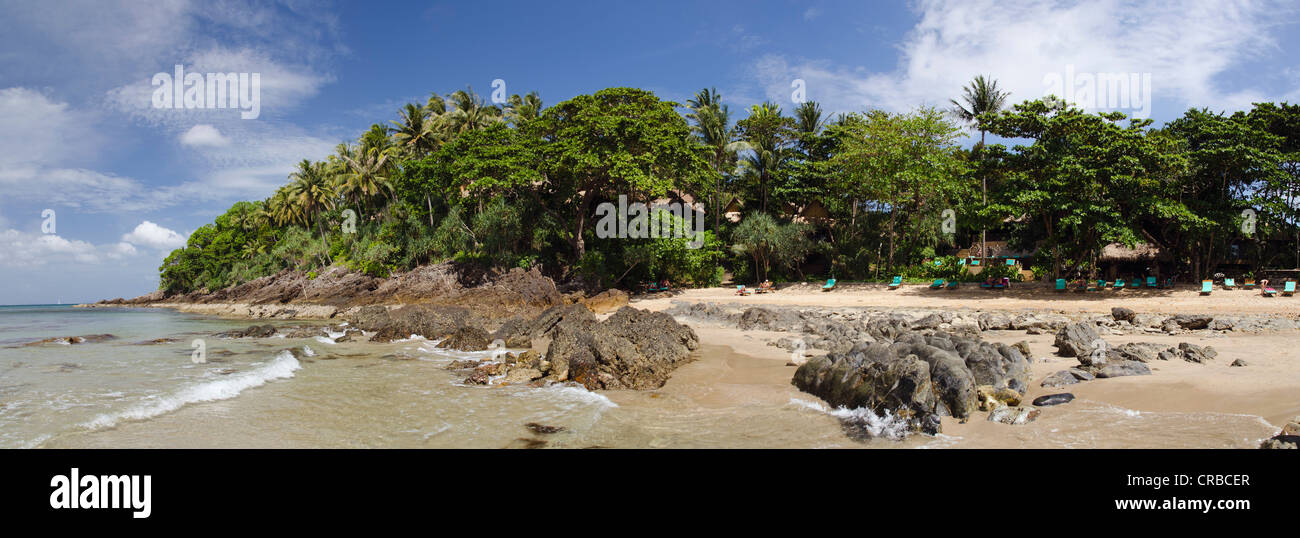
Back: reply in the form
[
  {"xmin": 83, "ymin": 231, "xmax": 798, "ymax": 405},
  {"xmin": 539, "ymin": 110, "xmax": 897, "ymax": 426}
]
[{"xmin": 627, "ymin": 283, "xmax": 1299, "ymax": 448}]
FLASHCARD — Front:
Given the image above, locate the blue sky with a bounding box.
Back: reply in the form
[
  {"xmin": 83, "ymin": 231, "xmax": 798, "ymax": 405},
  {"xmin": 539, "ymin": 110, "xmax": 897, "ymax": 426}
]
[{"xmin": 2, "ymin": 0, "xmax": 1298, "ymax": 304}]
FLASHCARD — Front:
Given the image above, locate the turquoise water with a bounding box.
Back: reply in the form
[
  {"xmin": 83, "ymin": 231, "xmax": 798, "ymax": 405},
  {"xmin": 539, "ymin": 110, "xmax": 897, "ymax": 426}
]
[{"xmin": 0, "ymin": 305, "xmax": 309, "ymax": 448}]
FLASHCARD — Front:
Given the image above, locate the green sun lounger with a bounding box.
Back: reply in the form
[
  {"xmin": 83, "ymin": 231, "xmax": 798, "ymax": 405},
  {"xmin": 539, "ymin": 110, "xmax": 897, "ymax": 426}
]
[
  {"xmin": 1055, "ymin": 279, "xmax": 1067, "ymax": 292},
  {"xmin": 888, "ymin": 276, "xmax": 902, "ymax": 289},
  {"xmin": 1223, "ymin": 278, "xmax": 1235, "ymax": 290},
  {"xmin": 946, "ymin": 280, "xmax": 958, "ymax": 289},
  {"xmin": 1199, "ymin": 280, "xmax": 1212, "ymax": 295},
  {"xmin": 1130, "ymin": 278, "xmax": 1142, "ymax": 288},
  {"xmin": 930, "ymin": 279, "xmax": 944, "ymax": 289},
  {"xmin": 822, "ymin": 278, "xmax": 836, "ymax": 291},
  {"xmin": 1146, "ymin": 276, "xmax": 1157, "ymax": 288},
  {"xmin": 1284, "ymin": 281, "xmax": 1296, "ymax": 296},
  {"xmin": 1113, "ymin": 279, "xmax": 1126, "ymax": 290},
  {"xmin": 1262, "ymin": 285, "xmax": 1277, "ymax": 297}
]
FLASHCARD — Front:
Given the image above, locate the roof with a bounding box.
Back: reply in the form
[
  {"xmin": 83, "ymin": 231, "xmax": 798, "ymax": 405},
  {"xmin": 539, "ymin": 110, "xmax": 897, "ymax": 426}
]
[{"xmin": 1099, "ymin": 242, "xmax": 1169, "ymax": 262}]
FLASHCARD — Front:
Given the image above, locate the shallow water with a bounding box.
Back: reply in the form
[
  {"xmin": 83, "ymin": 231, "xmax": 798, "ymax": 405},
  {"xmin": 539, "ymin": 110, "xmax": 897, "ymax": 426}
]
[{"xmin": 1, "ymin": 306, "xmax": 1279, "ymax": 449}]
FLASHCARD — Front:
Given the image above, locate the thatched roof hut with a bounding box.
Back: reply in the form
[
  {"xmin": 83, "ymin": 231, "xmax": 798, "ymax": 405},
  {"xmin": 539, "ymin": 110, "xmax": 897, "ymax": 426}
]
[{"xmin": 1099, "ymin": 242, "xmax": 1170, "ymax": 262}]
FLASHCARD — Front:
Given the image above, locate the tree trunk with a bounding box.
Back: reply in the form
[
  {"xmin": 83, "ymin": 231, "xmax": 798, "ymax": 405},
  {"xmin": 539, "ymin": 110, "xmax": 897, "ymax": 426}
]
[
  {"xmin": 572, "ymin": 189, "xmax": 595, "ymax": 261},
  {"xmin": 979, "ymin": 130, "xmax": 987, "ymax": 268},
  {"xmin": 426, "ymin": 194, "xmax": 434, "ymax": 226}
]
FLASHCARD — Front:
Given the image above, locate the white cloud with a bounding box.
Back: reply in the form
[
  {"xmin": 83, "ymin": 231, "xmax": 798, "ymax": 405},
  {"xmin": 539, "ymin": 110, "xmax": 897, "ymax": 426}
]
[
  {"xmin": 122, "ymin": 221, "xmax": 187, "ymax": 250},
  {"xmin": 804, "ymin": 7, "xmax": 822, "ymax": 21},
  {"xmin": 180, "ymin": 124, "xmax": 230, "ymax": 147},
  {"xmin": 754, "ymin": 0, "xmax": 1294, "ymax": 117},
  {"xmin": 0, "ymin": 229, "xmax": 137, "ymax": 267}
]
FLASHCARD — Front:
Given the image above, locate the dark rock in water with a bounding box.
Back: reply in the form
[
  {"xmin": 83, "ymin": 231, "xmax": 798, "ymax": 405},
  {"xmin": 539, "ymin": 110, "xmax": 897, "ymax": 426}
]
[
  {"xmin": 463, "ymin": 369, "xmax": 490, "ymax": 385},
  {"xmin": 1096, "ymin": 360, "xmax": 1151, "ymax": 378},
  {"xmin": 1259, "ymin": 434, "xmax": 1299, "ymax": 449},
  {"xmin": 136, "ymin": 338, "xmax": 176, "ymax": 345},
  {"xmin": 525, "ymin": 422, "xmax": 566, "ymax": 434},
  {"xmin": 22, "ymin": 334, "xmax": 118, "ymax": 346},
  {"xmin": 1111, "ymin": 307, "xmax": 1136, "ymax": 322},
  {"xmin": 1230, "ymin": 359, "xmax": 1248, "ymax": 367},
  {"xmin": 436, "ymin": 326, "xmax": 492, "ymax": 351},
  {"xmin": 546, "ymin": 306, "xmax": 698, "ymax": 390},
  {"xmin": 987, "ymin": 406, "xmax": 1040, "ymax": 425},
  {"xmin": 220, "ymin": 325, "xmax": 277, "ymax": 338},
  {"xmin": 1053, "ymin": 322, "xmax": 1102, "ymax": 357},
  {"xmin": 1171, "ymin": 314, "xmax": 1213, "ymax": 330},
  {"xmin": 1033, "ymin": 393, "xmax": 1075, "ymax": 406},
  {"xmin": 960, "ymin": 341, "xmax": 1031, "ymax": 393},
  {"xmin": 349, "ymin": 304, "xmax": 480, "ymax": 343},
  {"xmin": 528, "ymin": 303, "xmax": 597, "ymax": 339},
  {"xmin": 446, "ymin": 359, "xmax": 482, "ymax": 370},
  {"xmin": 492, "ymin": 316, "xmax": 533, "ymax": 348},
  {"xmin": 1040, "ymin": 370, "xmax": 1078, "ymax": 388},
  {"xmin": 1177, "ymin": 342, "xmax": 1217, "ymax": 364}
]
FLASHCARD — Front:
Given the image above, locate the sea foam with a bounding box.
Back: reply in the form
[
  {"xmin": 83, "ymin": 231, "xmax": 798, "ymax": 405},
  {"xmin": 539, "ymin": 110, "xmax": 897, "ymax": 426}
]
[{"xmin": 83, "ymin": 350, "xmax": 301, "ymax": 430}]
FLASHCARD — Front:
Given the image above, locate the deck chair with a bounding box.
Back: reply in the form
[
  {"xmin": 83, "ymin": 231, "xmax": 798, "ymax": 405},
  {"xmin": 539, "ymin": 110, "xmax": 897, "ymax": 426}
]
[
  {"xmin": 1131, "ymin": 278, "xmax": 1143, "ymax": 288},
  {"xmin": 1162, "ymin": 277, "xmax": 1173, "ymax": 289},
  {"xmin": 946, "ymin": 280, "xmax": 959, "ymax": 289},
  {"xmin": 1223, "ymin": 278, "xmax": 1235, "ymax": 290},
  {"xmin": 1284, "ymin": 281, "xmax": 1296, "ymax": 297},
  {"xmin": 1055, "ymin": 279, "xmax": 1067, "ymax": 292},
  {"xmin": 929, "ymin": 279, "xmax": 945, "ymax": 289},
  {"xmin": 980, "ymin": 279, "xmax": 993, "ymax": 289},
  {"xmin": 1113, "ymin": 279, "xmax": 1126, "ymax": 290},
  {"xmin": 735, "ymin": 284, "xmax": 752, "ymax": 296},
  {"xmin": 993, "ymin": 277, "xmax": 1008, "ymax": 290},
  {"xmin": 1243, "ymin": 279, "xmax": 1256, "ymax": 290},
  {"xmin": 1262, "ymin": 283, "xmax": 1277, "ymax": 297},
  {"xmin": 1006, "ymin": 259, "xmax": 1016, "ymax": 266},
  {"xmin": 888, "ymin": 276, "xmax": 902, "ymax": 289},
  {"xmin": 1087, "ymin": 279, "xmax": 1103, "ymax": 292},
  {"xmin": 1199, "ymin": 280, "xmax": 1212, "ymax": 295},
  {"xmin": 822, "ymin": 278, "xmax": 836, "ymax": 291},
  {"xmin": 1146, "ymin": 276, "xmax": 1157, "ymax": 288}
]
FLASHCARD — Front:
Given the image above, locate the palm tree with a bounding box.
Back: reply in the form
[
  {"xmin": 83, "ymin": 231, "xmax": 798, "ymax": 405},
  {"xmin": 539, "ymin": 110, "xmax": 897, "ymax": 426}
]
[
  {"xmin": 505, "ymin": 92, "xmax": 543, "ymax": 126},
  {"xmin": 391, "ymin": 103, "xmax": 440, "ymax": 158},
  {"xmin": 339, "ymin": 144, "xmax": 393, "ymax": 213},
  {"xmin": 686, "ymin": 88, "xmax": 742, "ymax": 237},
  {"xmin": 445, "ymin": 88, "xmax": 503, "ymax": 134},
  {"xmin": 287, "ymin": 159, "xmax": 337, "ymax": 265},
  {"xmin": 734, "ymin": 102, "xmax": 794, "ymax": 213},
  {"xmin": 950, "ymin": 75, "xmax": 1010, "ymax": 262},
  {"xmin": 793, "ymin": 101, "xmax": 827, "ymax": 137}
]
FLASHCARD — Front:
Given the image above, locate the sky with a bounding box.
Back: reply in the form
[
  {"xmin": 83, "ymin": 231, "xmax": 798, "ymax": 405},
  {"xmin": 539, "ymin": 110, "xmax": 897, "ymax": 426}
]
[{"xmin": 1, "ymin": 0, "xmax": 1298, "ymax": 304}]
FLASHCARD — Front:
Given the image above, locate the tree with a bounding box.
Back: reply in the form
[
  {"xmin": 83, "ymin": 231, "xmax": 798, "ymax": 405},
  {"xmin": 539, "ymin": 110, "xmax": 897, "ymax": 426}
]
[
  {"xmin": 950, "ymin": 75, "xmax": 1010, "ymax": 260},
  {"xmin": 287, "ymin": 159, "xmax": 337, "ymax": 265},
  {"xmin": 445, "ymin": 88, "xmax": 503, "ymax": 134},
  {"xmin": 685, "ymin": 87, "xmax": 742, "ymax": 239},
  {"xmin": 390, "ymin": 103, "xmax": 441, "ymax": 158},
  {"xmin": 734, "ymin": 102, "xmax": 796, "ymax": 213}
]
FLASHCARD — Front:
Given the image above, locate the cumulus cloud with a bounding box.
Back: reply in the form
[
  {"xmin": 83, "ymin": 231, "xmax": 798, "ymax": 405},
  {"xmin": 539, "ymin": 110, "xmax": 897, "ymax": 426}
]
[
  {"xmin": 121, "ymin": 221, "xmax": 187, "ymax": 250},
  {"xmin": 180, "ymin": 124, "xmax": 230, "ymax": 147},
  {"xmin": 0, "ymin": 229, "xmax": 137, "ymax": 267},
  {"xmin": 753, "ymin": 0, "xmax": 1294, "ymax": 118}
]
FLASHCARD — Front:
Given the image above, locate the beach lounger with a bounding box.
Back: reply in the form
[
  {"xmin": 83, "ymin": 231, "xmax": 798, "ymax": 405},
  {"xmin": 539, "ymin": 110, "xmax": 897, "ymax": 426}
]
[
  {"xmin": 1243, "ymin": 280, "xmax": 1256, "ymax": 290},
  {"xmin": 1131, "ymin": 278, "xmax": 1143, "ymax": 288},
  {"xmin": 1146, "ymin": 276, "xmax": 1157, "ymax": 288},
  {"xmin": 1262, "ymin": 286, "xmax": 1276, "ymax": 297},
  {"xmin": 1006, "ymin": 259, "xmax": 1016, "ymax": 266},
  {"xmin": 1223, "ymin": 278, "xmax": 1235, "ymax": 290},
  {"xmin": 1055, "ymin": 279, "xmax": 1067, "ymax": 292},
  {"xmin": 888, "ymin": 276, "xmax": 902, "ymax": 289},
  {"xmin": 946, "ymin": 280, "xmax": 958, "ymax": 289},
  {"xmin": 1284, "ymin": 281, "xmax": 1296, "ymax": 297},
  {"xmin": 1113, "ymin": 279, "xmax": 1125, "ymax": 290},
  {"xmin": 980, "ymin": 279, "xmax": 993, "ymax": 289},
  {"xmin": 735, "ymin": 284, "xmax": 752, "ymax": 296},
  {"xmin": 1087, "ymin": 279, "xmax": 1103, "ymax": 292},
  {"xmin": 1162, "ymin": 277, "xmax": 1173, "ymax": 289},
  {"xmin": 1199, "ymin": 280, "xmax": 1212, "ymax": 295},
  {"xmin": 929, "ymin": 279, "xmax": 945, "ymax": 289},
  {"xmin": 822, "ymin": 278, "xmax": 836, "ymax": 291},
  {"xmin": 993, "ymin": 278, "xmax": 1007, "ymax": 290}
]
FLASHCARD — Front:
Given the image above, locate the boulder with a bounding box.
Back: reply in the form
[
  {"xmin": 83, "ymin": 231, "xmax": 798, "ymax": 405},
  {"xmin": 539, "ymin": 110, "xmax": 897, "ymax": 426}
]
[
  {"xmin": 1053, "ymin": 322, "xmax": 1102, "ymax": 357},
  {"xmin": 580, "ymin": 289, "xmax": 629, "ymax": 314},
  {"xmin": 1177, "ymin": 342, "xmax": 1217, "ymax": 364},
  {"xmin": 1111, "ymin": 307, "xmax": 1136, "ymax": 323},
  {"xmin": 1230, "ymin": 359, "xmax": 1248, "ymax": 367},
  {"xmin": 1095, "ymin": 360, "xmax": 1152, "ymax": 378},
  {"xmin": 545, "ymin": 306, "xmax": 699, "ymax": 390},
  {"xmin": 987, "ymin": 406, "xmax": 1040, "ymax": 425},
  {"xmin": 1171, "ymin": 314, "xmax": 1213, "ymax": 330},
  {"xmin": 1068, "ymin": 368, "xmax": 1096, "ymax": 381},
  {"xmin": 1032, "ymin": 393, "xmax": 1075, "ymax": 406},
  {"xmin": 1041, "ymin": 370, "xmax": 1079, "ymax": 388},
  {"xmin": 492, "ymin": 317, "xmax": 533, "ymax": 348},
  {"xmin": 1112, "ymin": 342, "xmax": 1166, "ymax": 363},
  {"xmin": 436, "ymin": 326, "xmax": 492, "ymax": 351}
]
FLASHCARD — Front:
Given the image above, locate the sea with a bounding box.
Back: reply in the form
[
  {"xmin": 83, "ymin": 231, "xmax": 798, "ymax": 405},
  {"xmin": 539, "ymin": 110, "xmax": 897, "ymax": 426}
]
[{"xmin": 0, "ymin": 305, "xmax": 1278, "ymax": 448}]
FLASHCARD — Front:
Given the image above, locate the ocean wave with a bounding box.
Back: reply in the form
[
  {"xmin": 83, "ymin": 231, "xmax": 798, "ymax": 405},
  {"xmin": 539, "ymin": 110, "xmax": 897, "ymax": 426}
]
[
  {"xmin": 788, "ymin": 398, "xmax": 910, "ymax": 440},
  {"xmin": 314, "ymin": 335, "xmax": 336, "ymax": 345},
  {"xmin": 82, "ymin": 350, "xmax": 301, "ymax": 430},
  {"xmin": 302, "ymin": 345, "xmax": 316, "ymax": 357}
]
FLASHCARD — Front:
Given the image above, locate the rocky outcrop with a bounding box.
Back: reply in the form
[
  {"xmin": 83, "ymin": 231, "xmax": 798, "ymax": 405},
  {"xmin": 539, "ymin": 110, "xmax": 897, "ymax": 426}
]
[
  {"xmin": 545, "ymin": 307, "xmax": 699, "ymax": 390},
  {"xmin": 1259, "ymin": 417, "xmax": 1300, "ymax": 449},
  {"xmin": 348, "ymin": 304, "xmax": 479, "ymax": 343},
  {"xmin": 18, "ymin": 334, "xmax": 117, "ymax": 347},
  {"xmin": 1177, "ymin": 342, "xmax": 1217, "ymax": 364},
  {"xmin": 1053, "ymin": 322, "xmax": 1102, "ymax": 357},
  {"xmin": 579, "ymin": 289, "xmax": 629, "ymax": 314},
  {"xmin": 436, "ymin": 326, "xmax": 492, "ymax": 351}
]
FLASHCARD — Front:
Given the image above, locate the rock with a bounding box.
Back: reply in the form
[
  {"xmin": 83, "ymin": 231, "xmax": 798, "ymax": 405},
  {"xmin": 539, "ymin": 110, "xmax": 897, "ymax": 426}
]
[
  {"xmin": 987, "ymin": 406, "xmax": 1040, "ymax": 425},
  {"xmin": 1053, "ymin": 322, "xmax": 1102, "ymax": 357},
  {"xmin": 1171, "ymin": 314, "xmax": 1213, "ymax": 330},
  {"xmin": 525, "ymin": 422, "xmax": 566, "ymax": 434},
  {"xmin": 351, "ymin": 304, "xmax": 481, "ymax": 343},
  {"xmin": 1068, "ymin": 368, "xmax": 1096, "ymax": 381},
  {"xmin": 1012, "ymin": 341, "xmax": 1033, "ymax": 362},
  {"xmin": 1095, "ymin": 360, "xmax": 1151, "ymax": 378},
  {"xmin": 580, "ymin": 289, "xmax": 629, "ymax": 314},
  {"xmin": 1177, "ymin": 342, "xmax": 1217, "ymax": 364},
  {"xmin": 1259, "ymin": 435, "xmax": 1299, "ymax": 449},
  {"xmin": 1040, "ymin": 370, "xmax": 1079, "ymax": 388},
  {"xmin": 977, "ymin": 385, "xmax": 1022, "ymax": 410},
  {"xmin": 436, "ymin": 326, "xmax": 492, "ymax": 351},
  {"xmin": 503, "ymin": 367, "xmax": 543, "ymax": 384},
  {"xmin": 978, "ymin": 312, "xmax": 1014, "ymax": 331},
  {"xmin": 1230, "ymin": 359, "xmax": 1248, "ymax": 367},
  {"xmin": 220, "ymin": 325, "xmax": 277, "ymax": 338},
  {"xmin": 446, "ymin": 359, "xmax": 482, "ymax": 370},
  {"xmin": 514, "ymin": 350, "xmax": 542, "ymax": 369},
  {"xmin": 545, "ymin": 306, "xmax": 699, "ymax": 390},
  {"xmin": 1111, "ymin": 307, "xmax": 1135, "ymax": 322},
  {"xmin": 1112, "ymin": 342, "xmax": 1166, "ymax": 363},
  {"xmin": 492, "ymin": 316, "xmax": 533, "ymax": 348},
  {"xmin": 1161, "ymin": 320, "xmax": 1182, "ymax": 335},
  {"xmin": 464, "ymin": 369, "xmax": 490, "ymax": 385},
  {"xmin": 1032, "ymin": 393, "xmax": 1075, "ymax": 406},
  {"xmin": 792, "ymin": 346, "xmax": 940, "ymax": 430},
  {"xmin": 529, "ymin": 303, "xmax": 597, "ymax": 339}
]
